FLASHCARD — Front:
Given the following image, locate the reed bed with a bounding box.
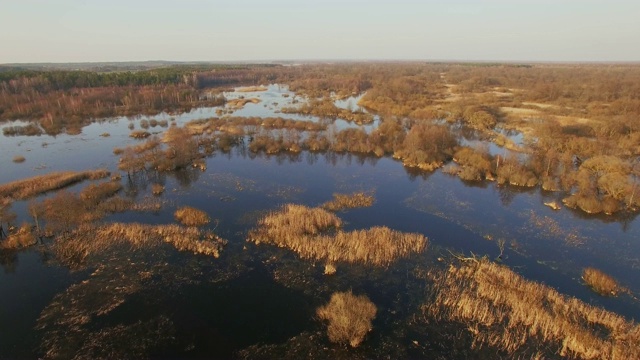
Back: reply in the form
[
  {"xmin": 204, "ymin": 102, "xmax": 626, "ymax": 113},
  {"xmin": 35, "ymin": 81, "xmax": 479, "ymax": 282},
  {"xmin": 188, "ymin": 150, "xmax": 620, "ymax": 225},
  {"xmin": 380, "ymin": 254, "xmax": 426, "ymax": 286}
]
[
  {"xmin": 52, "ymin": 223, "xmax": 226, "ymax": 267},
  {"xmin": 423, "ymin": 259, "xmax": 640, "ymax": 359},
  {"xmin": 316, "ymin": 291, "xmax": 377, "ymax": 347},
  {"xmin": 321, "ymin": 191, "xmax": 375, "ymax": 212},
  {"xmin": 174, "ymin": 206, "xmax": 210, "ymax": 227},
  {"xmin": 582, "ymin": 267, "xmax": 620, "ymax": 296},
  {"xmin": 249, "ymin": 204, "xmax": 427, "ymax": 266},
  {"xmin": 79, "ymin": 181, "xmax": 123, "ymax": 205},
  {"xmin": 0, "ymin": 170, "xmax": 110, "ymax": 200},
  {"xmin": 0, "ymin": 224, "xmax": 37, "ymax": 249}
]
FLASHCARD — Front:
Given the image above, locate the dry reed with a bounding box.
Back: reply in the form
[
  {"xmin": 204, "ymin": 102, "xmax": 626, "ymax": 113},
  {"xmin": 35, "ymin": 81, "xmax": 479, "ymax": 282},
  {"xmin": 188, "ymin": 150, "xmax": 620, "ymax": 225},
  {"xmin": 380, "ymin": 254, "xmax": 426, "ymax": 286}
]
[
  {"xmin": 174, "ymin": 206, "xmax": 210, "ymax": 227},
  {"xmin": 582, "ymin": 267, "xmax": 620, "ymax": 296},
  {"xmin": 0, "ymin": 170, "xmax": 110, "ymax": 200},
  {"xmin": 52, "ymin": 222, "xmax": 226, "ymax": 267},
  {"xmin": 0, "ymin": 223, "xmax": 37, "ymax": 249},
  {"xmin": 151, "ymin": 183, "xmax": 165, "ymax": 195},
  {"xmin": 249, "ymin": 204, "xmax": 427, "ymax": 266},
  {"xmin": 316, "ymin": 291, "xmax": 377, "ymax": 347},
  {"xmin": 321, "ymin": 191, "xmax": 375, "ymax": 211},
  {"xmin": 424, "ymin": 259, "xmax": 640, "ymax": 359}
]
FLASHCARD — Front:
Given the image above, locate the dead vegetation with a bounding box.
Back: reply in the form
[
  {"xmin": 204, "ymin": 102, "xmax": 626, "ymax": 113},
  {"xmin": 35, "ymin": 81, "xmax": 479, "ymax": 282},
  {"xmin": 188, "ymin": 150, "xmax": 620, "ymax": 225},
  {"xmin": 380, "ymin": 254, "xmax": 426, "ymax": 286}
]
[
  {"xmin": 174, "ymin": 206, "xmax": 210, "ymax": 227},
  {"xmin": 151, "ymin": 183, "xmax": 165, "ymax": 195},
  {"xmin": 0, "ymin": 223, "xmax": 37, "ymax": 249},
  {"xmin": 0, "ymin": 170, "xmax": 110, "ymax": 200},
  {"xmin": 582, "ymin": 267, "xmax": 620, "ymax": 296},
  {"xmin": 12, "ymin": 155, "xmax": 26, "ymax": 163},
  {"xmin": 321, "ymin": 191, "xmax": 375, "ymax": 211},
  {"xmin": 423, "ymin": 259, "xmax": 640, "ymax": 359},
  {"xmin": 249, "ymin": 204, "xmax": 427, "ymax": 266},
  {"xmin": 316, "ymin": 291, "xmax": 377, "ymax": 347},
  {"xmin": 52, "ymin": 222, "xmax": 226, "ymax": 268}
]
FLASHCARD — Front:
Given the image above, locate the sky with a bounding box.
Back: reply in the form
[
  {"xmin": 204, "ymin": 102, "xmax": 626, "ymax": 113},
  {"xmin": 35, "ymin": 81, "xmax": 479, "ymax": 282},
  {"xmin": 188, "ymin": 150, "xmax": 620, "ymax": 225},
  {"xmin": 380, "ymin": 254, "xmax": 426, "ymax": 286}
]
[{"xmin": 1, "ymin": 0, "xmax": 639, "ymax": 63}]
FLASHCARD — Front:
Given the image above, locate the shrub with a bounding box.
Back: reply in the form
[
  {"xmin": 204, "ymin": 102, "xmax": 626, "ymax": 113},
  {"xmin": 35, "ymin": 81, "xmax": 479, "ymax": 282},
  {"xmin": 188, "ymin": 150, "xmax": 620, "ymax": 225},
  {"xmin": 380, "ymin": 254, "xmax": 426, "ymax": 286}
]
[
  {"xmin": 582, "ymin": 267, "xmax": 619, "ymax": 296},
  {"xmin": 316, "ymin": 291, "xmax": 377, "ymax": 347},
  {"xmin": 174, "ymin": 206, "xmax": 210, "ymax": 227}
]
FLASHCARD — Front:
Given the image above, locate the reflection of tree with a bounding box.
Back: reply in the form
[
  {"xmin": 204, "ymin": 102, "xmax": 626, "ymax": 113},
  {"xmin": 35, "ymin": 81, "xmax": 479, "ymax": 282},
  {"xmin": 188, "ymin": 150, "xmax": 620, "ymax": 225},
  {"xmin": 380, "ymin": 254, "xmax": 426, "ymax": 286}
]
[
  {"xmin": 172, "ymin": 167, "xmax": 201, "ymax": 188},
  {"xmin": 497, "ymin": 185, "xmax": 516, "ymax": 206},
  {"xmin": 0, "ymin": 249, "xmax": 18, "ymax": 273}
]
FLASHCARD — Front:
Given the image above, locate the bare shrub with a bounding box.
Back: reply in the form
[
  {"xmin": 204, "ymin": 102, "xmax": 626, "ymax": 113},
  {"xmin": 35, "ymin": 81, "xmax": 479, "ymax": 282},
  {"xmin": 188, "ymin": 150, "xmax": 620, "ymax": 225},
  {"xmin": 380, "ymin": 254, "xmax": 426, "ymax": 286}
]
[
  {"xmin": 174, "ymin": 206, "xmax": 210, "ymax": 227},
  {"xmin": 321, "ymin": 191, "xmax": 375, "ymax": 211},
  {"xmin": 316, "ymin": 291, "xmax": 377, "ymax": 347},
  {"xmin": 424, "ymin": 259, "xmax": 640, "ymax": 359},
  {"xmin": 582, "ymin": 267, "xmax": 619, "ymax": 296}
]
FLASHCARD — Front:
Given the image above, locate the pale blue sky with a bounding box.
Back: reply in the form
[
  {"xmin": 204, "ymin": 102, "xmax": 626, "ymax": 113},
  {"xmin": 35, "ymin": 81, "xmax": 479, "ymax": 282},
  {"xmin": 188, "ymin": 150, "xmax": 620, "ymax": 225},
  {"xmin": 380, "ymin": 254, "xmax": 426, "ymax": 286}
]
[{"xmin": 1, "ymin": 0, "xmax": 638, "ymax": 63}]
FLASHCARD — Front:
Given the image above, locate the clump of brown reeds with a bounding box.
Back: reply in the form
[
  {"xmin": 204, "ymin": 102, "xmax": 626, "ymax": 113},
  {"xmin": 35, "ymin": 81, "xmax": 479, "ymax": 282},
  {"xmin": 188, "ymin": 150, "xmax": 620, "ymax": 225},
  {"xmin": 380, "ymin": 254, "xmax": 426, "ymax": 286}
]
[
  {"xmin": 174, "ymin": 206, "xmax": 210, "ymax": 227},
  {"xmin": 249, "ymin": 204, "xmax": 427, "ymax": 266},
  {"xmin": 0, "ymin": 170, "xmax": 110, "ymax": 200},
  {"xmin": 79, "ymin": 181, "xmax": 122, "ymax": 205},
  {"xmin": 12, "ymin": 155, "xmax": 26, "ymax": 163},
  {"xmin": 0, "ymin": 223, "xmax": 37, "ymax": 249},
  {"xmin": 129, "ymin": 130, "xmax": 151, "ymax": 139},
  {"xmin": 321, "ymin": 191, "xmax": 375, "ymax": 211},
  {"xmin": 52, "ymin": 223, "xmax": 226, "ymax": 267},
  {"xmin": 423, "ymin": 258, "xmax": 640, "ymax": 359},
  {"xmin": 151, "ymin": 183, "xmax": 165, "ymax": 195},
  {"xmin": 316, "ymin": 291, "xmax": 377, "ymax": 347},
  {"xmin": 582, "ymin": 267, "xmax": 620, "ymax": 296}
]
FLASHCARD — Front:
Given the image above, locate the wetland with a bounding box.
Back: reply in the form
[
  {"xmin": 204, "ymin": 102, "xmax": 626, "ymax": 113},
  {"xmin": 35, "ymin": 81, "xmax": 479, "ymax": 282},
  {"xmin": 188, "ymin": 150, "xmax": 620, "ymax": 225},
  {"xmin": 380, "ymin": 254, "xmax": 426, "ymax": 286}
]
[{"xmin": 1, "ymin": 63, "xmax": 640, "ymax": 359}]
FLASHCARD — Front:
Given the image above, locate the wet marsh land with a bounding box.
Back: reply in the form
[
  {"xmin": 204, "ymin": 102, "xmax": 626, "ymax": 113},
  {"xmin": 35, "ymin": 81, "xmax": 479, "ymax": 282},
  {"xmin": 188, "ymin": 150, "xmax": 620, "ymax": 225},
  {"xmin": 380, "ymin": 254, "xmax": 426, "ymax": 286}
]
[{"xmin": 1, "ymin": 62, "xmax": 640, "ymax": 359}]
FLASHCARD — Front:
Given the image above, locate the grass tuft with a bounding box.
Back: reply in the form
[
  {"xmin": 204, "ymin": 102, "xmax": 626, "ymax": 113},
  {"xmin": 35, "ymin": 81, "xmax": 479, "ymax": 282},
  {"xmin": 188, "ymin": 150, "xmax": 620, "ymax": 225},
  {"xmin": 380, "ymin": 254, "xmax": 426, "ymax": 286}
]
[{"xmin": 316, "ymin": 291, "xmax": 377, "ymax": 347}]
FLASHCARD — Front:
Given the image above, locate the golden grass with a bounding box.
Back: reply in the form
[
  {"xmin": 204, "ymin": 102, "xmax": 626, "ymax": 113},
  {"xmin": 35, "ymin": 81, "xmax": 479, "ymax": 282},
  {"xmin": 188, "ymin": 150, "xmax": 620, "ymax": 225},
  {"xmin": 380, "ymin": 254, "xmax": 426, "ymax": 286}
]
[
  {"xmin": 249, "ymin": 204, "xmax": 427, "ymax": 266},
  {"xmin": 316, "ymin": 291, "xmax": 377, "ymax": 347},
  {"xmin": 52, "ymin": 222, "xmax": 226, "ymax": 267},
  {"xmin": 174, "ymin": 206, "xmax": 210, "ymax": 227},
  {"xmin": 424, "ymin": 259, "xmax": 640, "ymax": 359},
  {"xmin": 151, "ymin": 183, "xmax": 165, "ymax": 195},
  {"xmin": 12, "ymin": 155, "xmax": 26, "ymax": 163},
  {"xmin": 321, "ymin": 191, "xmax": 375, "ymax": 211},
  {"xmin": 582, "ymin": 267, "xmax": 619, "ymax": 296},
  {"xmin": 0, "ymin": 223, "xmax": 37, "ymax": 249},
  {"xmin": 236, "ymin": 86, "xmax": 268, "ymax": 92},
  {"xmin": 79, "ymin": 181, "xmax": 122, "ymax": 205},
  {"xmin": 0, "ymin": 170, "xmax": 110, "ymax": 200}
]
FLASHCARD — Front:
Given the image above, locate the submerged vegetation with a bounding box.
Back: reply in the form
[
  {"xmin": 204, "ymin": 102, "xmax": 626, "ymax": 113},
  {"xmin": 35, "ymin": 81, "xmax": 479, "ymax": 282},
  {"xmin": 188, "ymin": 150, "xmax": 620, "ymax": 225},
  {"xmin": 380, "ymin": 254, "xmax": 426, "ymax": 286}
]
[
  {"xmin": 423, "ymin": 258, "xmax": 640, "ymax": 359},
  {"xmin": 316, "ymin": 291, "xmax": 377, "ymax": 348}
]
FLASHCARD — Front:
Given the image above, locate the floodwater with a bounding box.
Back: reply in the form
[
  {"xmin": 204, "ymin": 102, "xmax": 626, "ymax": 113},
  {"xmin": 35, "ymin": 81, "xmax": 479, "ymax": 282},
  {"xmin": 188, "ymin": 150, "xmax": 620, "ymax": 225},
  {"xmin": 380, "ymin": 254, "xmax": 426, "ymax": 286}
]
[{"xmin": 1, "ymin": 86, "xmax": 639, "ymax": 358}]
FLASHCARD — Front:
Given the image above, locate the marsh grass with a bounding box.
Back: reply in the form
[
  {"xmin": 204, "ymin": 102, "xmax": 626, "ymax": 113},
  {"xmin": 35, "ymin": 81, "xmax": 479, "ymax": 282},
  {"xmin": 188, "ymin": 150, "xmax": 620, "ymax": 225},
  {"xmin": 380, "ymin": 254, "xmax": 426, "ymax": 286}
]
[
  {"xmin": 582, "ymin": 267, "xmax": 620, "ymax": 296},
  {"xmin": 321, "ymin": 191, "xmax": 375, "ymax": 211},
  {"xmin": 174, "ymin": 206, "xmax": 210, "ymax": 227},
  {"xmin": 151, "ymin": 183, "xmax": 165, "ymax": 195},
  {"xmin": 424, "ymin": 259, "xmax": 640, "ymax": 359},
  {"xmin": 52, "ymin": 223, "xmax": 226, "ymax": 268},
  {"xmin": 316, "ymin": 291, "xmax": 377, "ymax": 347},
  {"xmin": 79, "ymin": 181, "xmax": 123, "ymax": 205},
  {"xmin": 249, "ymin": 204, "xmax": 427, "ymax": 266},
  {"xmin": 0, "ymin": 170, "xmax": 110, "ymax": 200},
  {"xmin": 129, "ymin": 130, "xmax": 151, "ymax": 139},
  {"xmin": 0, "ymin": 223, "xmax": 37, "ymax": 249}
]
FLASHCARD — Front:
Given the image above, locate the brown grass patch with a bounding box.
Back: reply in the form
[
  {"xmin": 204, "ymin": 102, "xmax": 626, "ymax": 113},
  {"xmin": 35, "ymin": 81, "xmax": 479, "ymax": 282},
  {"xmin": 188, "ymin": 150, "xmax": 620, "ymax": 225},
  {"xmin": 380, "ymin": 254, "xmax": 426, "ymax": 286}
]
[
  {"xmin": 129, "ymin": 130, "xmax": 151, "ymax": 139},
  {"xmin": 236, "ymin": 86, "xmax": 268, "ymax": 92},
  {"xmin": 52, "ymin": 223, "xmax": 226, "ymax": 268},
  {"xmin": 582, "ymin": 267, "xmax": 620, "ymax": 296},
  {"xmin": 316, "ymin": 291, "xmax": 377, "ymax": 347},
  {"xmin": 424, "ymin": 259, "xmax": 640, "ymax": 359},
  {"xmin": 0, "ymin": 223, "xmax": 37, "ymax": 249},
  {"xmin": 321, "ymin": 191, "xmax": 375, "ymax": 211},
  {"xmin": 12, "ymin": 155, "xmax": 26, "ymax": 163},
  {"xmin": 0, "ymin": 170, "xmax": 110, "ymax": 200},
  {"xmin": 249, "ymin": 204, "xmax": 426, "ymax": 266},
  {"xmin": 227, "ymin": 98, "xmax": 261, "ymax": 108},
  {"xmin": 151, "ymin": 183, "xmax": 165, "ymax": 195},
  {"xmin": 174, "ymin": 206, "xmax": 210, "ymax": 227}
]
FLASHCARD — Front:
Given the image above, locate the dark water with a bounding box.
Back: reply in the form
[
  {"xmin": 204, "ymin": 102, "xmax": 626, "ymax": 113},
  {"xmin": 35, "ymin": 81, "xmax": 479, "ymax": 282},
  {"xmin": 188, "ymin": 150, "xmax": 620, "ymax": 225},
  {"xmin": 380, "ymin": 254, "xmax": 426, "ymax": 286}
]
[{"xmin": 1, "ymin": 94, "xmax": 640, "ymax": 358}]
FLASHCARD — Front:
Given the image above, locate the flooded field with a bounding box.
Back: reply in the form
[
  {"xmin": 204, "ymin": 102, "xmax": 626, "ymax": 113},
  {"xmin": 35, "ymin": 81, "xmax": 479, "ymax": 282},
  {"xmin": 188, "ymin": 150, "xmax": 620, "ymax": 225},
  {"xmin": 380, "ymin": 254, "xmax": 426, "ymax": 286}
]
[{"xmin": 1, "ymin": 85, "xmax": 639, "ymax": 359}]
